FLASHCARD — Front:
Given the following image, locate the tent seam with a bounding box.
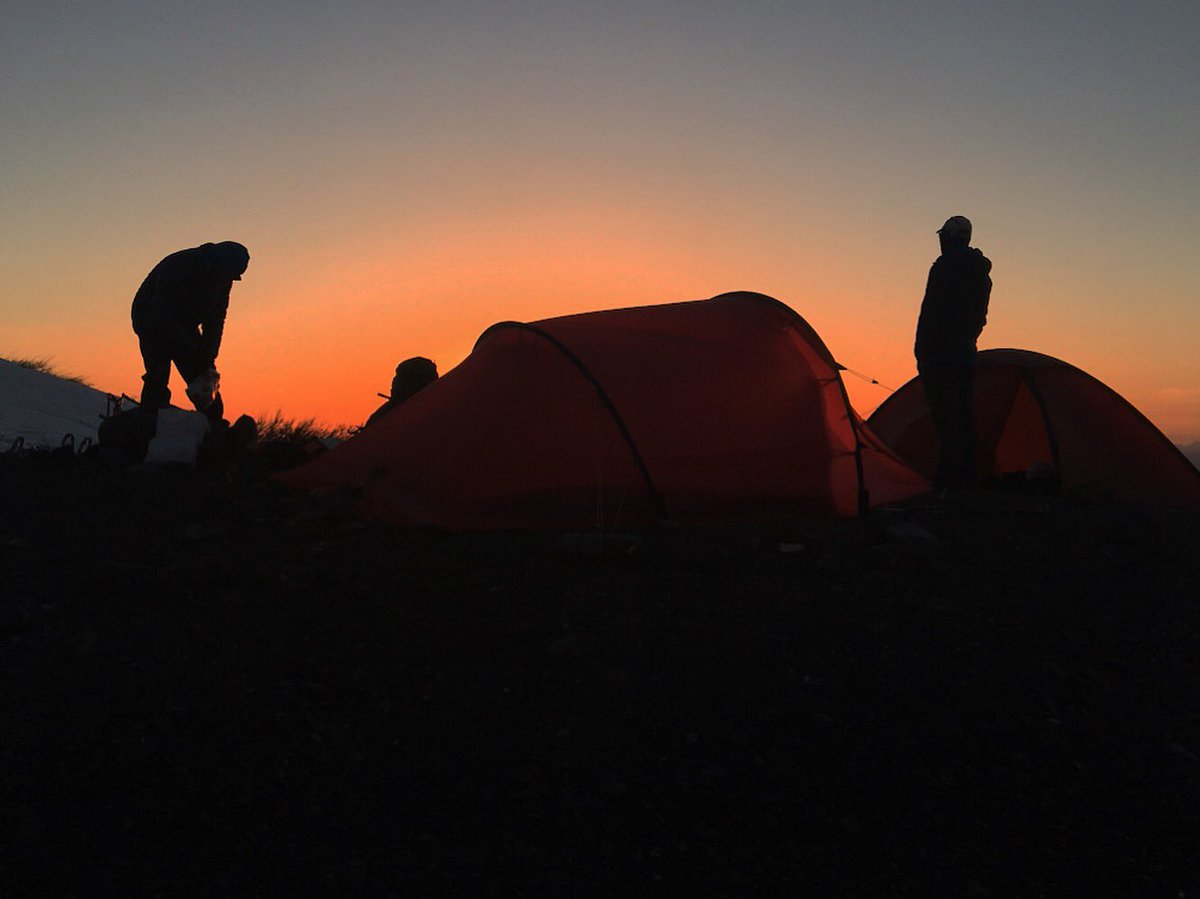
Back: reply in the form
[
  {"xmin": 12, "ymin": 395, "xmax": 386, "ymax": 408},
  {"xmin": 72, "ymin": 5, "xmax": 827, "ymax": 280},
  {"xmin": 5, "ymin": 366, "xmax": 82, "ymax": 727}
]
[{"xmin": 476, "ymin": 321, "xmax": 668, "ymax": 521}]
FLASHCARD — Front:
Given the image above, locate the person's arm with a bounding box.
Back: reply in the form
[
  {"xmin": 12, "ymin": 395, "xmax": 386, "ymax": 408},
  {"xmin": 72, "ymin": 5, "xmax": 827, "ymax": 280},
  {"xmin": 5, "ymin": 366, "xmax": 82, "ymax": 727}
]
[
  {"xmin": 199, "ymin": 285, "xmax": 230, "ymax": 367},
  {"xmin": 914, "ymin": 260, "xmax": 947, "ymax": 358},
  {"xmin": 971, "ymin": 272, "xmax": 992, "ymax": 339}
]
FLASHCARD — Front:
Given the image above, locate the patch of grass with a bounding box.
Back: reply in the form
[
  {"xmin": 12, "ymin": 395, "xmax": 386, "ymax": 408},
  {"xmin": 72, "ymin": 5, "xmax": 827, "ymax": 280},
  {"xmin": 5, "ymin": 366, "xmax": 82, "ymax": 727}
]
[
  {"xmin": 1, "ymin": 355, "xmax": 94, "ymax": 388},
  {"xmin": 255, "ymin": 410, "xmax": 357, "ymax": 444}
]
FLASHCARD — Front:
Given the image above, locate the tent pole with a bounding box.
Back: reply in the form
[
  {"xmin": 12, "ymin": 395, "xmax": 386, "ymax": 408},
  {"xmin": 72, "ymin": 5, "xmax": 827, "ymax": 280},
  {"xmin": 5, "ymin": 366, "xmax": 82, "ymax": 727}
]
[
  {"xmin": 479, "ymin": 321, "xmax": 668, "ymax": 521},
  {"xmin": 834, "ymin": 370, "xmax": 869, "ymax": 516},
  {"xmin": 1021, "ymin": 369, "xmax": 1062, "ymax": 481}
]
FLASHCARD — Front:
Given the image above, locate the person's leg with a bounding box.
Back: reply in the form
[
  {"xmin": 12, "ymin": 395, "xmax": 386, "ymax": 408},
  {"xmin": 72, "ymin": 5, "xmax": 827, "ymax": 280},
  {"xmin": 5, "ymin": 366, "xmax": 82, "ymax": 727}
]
[
  {"xmin": 137, "ymin": 332, "xmax": 173, "ymax": 408},
  {"xmin": 943, "ymin": 367, "xmax": 977, "ymax": 487},
  {"xmin": 957, "ymin": 364, "xmax": 978, "ymax": 486},
  {"xmin": 920, "ymin": 364, "xmax": 955, "ymax": 486},
  {"xmin": 205, "ymin": 391, "xmax": 225, "ymax": 426}
]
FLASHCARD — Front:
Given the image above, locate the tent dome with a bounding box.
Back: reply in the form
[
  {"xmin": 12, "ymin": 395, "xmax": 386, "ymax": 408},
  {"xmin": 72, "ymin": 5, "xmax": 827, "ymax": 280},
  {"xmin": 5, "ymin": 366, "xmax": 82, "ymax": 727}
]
[
  {"xmin": 867, "ymin": 348, "xmax": 1200, "ymax": 509},
  {"xmin": 281, "ymin": 292, "xmax": 927, "ymax": 529}
]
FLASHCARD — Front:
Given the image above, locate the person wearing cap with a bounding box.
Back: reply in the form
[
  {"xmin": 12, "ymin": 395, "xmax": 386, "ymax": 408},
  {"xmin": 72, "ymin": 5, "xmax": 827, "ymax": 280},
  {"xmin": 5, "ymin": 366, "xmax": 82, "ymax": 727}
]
[
  {"xmin": 914, "ymin": 215, "xmax": 992, "ymax": 488},
  {"xmin": 130, "ymin": 241, "xmax": 249, "ymax": 424}
]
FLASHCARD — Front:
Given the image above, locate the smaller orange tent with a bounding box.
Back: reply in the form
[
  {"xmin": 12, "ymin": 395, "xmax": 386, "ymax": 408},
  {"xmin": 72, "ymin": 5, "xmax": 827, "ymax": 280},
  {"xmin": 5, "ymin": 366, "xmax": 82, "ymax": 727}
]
[
  {"xmin": 867, "ymin": 349, "xmax": 1200, "ymax": 510},
  {"xmin": 281, "ymin": 292, "xmax": 928, "ymax": 529}
]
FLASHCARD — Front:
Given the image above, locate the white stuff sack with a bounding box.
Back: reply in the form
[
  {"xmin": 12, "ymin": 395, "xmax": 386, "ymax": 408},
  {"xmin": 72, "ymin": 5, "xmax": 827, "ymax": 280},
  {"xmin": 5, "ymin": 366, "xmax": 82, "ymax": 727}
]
[{"xmin": 145, "ymin": 407, "xmax": 211, "ymax": 465}]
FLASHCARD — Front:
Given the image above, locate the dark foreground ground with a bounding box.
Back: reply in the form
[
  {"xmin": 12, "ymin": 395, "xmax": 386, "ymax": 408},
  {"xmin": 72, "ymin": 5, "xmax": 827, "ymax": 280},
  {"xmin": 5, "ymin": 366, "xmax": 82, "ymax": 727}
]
[{"xmin": 2, "ymin": 452, "xmax": 1199, "ymax": 897}]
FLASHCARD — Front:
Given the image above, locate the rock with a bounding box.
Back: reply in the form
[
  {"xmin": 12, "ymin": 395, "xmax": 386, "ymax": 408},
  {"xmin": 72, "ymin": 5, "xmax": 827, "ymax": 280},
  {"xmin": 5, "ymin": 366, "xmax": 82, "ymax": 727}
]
[
  {"xmin": 1104, "ymin": 508, "xmax": 1163, "ymax": 547},
  {"xmin": 864, "ymin": 544, "xmax": 897, "ymax": 569},
  {"xmin": 555, "ymin": 532, "xmax": 642, "ymax": 557},
  {"xmin": 1025, "ymin": 460, "xmax": 1058, "ymax": 483},
  {"xmin": 884, "ymin": 521, "xmax": 940, "ymax": 561},
  {"xmin": 1066, "ymin": 481, "xmax": 1115, "ymax": 504},
  {"xmin": 547, "ymin": 633, "xmax": 579, "ymax": 657}
]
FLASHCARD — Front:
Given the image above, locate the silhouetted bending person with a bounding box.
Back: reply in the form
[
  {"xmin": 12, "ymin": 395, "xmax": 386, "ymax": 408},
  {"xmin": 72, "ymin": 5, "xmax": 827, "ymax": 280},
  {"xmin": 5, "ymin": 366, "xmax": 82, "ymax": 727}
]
[
  {"xmin": 130, "ymin": 241, "xmax": 249, "ymax": 424},
  {"xmin": 364, "ymin": 357, "xmax": 439, "ymax": 428},
  {"xmin": 914, "ymin": 216, "xmax": 992, "ymax": 488}
]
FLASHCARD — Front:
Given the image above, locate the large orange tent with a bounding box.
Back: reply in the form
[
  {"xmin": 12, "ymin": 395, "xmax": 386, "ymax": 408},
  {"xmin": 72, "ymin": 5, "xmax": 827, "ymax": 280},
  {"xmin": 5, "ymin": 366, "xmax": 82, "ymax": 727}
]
[
  {"xmin": 867, "ymin": 348, "xmax": 1200, "ymax": 510},
  {"xmin": 281, "ymin": 292, "xmax": 928, "ymax": 529}
]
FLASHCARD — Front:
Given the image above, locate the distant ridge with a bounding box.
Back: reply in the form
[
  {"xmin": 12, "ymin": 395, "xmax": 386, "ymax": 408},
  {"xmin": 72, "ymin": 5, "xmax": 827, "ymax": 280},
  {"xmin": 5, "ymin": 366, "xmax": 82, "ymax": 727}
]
[{"xmin": 1180, "ymin": 441, "xmax": 1200, "ymax": 472}]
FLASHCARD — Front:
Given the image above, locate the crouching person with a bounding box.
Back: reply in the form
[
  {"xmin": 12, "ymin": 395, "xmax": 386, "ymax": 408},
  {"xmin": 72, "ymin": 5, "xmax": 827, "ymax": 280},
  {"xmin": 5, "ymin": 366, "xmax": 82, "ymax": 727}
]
[
  {"xmin": 364, "ymin": 357, "xmax": 438, "ymax": 428},
  {"xmin": 130, "ymin": 240, "xmax": 249, "ymax": 425}
]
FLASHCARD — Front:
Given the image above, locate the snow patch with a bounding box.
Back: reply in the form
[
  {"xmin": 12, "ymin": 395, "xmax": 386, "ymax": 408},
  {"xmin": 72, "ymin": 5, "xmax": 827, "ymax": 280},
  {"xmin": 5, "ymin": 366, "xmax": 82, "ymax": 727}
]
[{"xmin": 0, "ymin": 359, "xmax": 114, "ymax": 451}]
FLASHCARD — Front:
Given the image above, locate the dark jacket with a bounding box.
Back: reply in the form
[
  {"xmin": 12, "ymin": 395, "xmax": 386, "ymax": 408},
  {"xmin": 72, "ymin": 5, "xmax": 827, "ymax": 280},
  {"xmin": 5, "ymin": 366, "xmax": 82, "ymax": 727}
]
[
  {"xmin": 131, "ymin": 244, "xmax": 232, "ymax": 370},
  {"xmin": 914, "ymin": 246, "xmax": 992, "ymax": 363}
]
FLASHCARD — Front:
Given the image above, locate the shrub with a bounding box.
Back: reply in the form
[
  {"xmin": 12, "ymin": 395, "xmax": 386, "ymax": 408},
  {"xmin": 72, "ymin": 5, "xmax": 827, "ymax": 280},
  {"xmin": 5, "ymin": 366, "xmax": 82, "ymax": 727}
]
[{"xmin": 255, "ymin": 410, "xmax": 357, "ymax": 444}]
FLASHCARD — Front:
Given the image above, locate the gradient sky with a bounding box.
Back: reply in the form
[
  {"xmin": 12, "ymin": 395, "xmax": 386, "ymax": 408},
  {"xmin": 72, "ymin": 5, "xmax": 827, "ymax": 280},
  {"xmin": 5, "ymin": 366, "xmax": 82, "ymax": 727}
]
[{"xmin": 3, "ymin": 1, "xmax": 1197, "ymax": 440}]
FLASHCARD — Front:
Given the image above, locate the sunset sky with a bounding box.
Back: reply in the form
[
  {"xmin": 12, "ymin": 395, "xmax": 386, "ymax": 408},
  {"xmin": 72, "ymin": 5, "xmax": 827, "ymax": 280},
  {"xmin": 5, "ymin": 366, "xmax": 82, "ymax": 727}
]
[{"xmin": 3, "ymin": 2, "xmax": 1197, "ymax": 441}]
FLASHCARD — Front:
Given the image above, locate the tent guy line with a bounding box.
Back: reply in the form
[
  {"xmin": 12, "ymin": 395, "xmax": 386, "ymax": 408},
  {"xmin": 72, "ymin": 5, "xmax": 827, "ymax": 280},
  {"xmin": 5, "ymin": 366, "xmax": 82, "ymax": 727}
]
[{"xmin": 841, "ymin": 366, "xmax": 896, "ymax": 393}]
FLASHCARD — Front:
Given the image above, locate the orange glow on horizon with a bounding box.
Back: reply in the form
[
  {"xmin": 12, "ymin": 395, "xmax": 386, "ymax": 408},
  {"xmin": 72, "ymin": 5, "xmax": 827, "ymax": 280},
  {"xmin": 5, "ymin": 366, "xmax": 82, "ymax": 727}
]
[{"xmin": 5, "ymin": 202, "xmax": 1198, "ymax": 444}]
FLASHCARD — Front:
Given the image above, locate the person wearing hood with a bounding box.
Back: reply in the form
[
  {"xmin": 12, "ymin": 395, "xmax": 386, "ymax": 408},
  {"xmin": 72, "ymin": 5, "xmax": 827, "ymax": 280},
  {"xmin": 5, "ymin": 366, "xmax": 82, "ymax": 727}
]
[
  {"xmin": 364, "ymin": 356, "xmax": 439, "ymax": 429},
  {"xmin": 130, "ymin": 241, "xmax": 249, "ymax": 424},
  {"xmin": 914, "ymin": 215, "xmax": 992, "ymax": 488}
]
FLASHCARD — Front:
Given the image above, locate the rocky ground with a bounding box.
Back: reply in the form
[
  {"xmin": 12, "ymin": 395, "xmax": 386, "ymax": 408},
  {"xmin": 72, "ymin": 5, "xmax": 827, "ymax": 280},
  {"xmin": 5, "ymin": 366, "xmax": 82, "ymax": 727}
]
[{"xmin": 3, "ymin": 450, "xmax": 1199, "ymax": 896}]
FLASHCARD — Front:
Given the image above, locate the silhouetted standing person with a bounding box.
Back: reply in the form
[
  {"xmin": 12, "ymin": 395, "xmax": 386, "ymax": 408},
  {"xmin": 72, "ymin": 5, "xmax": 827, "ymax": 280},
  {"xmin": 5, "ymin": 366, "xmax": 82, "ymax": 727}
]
[
  {"xmin": 914, "ymin": 216, "xmax": 992, "ymax": 488},
  {"xmin": 131, "ymin": 241, "xmax": 249, "ymax": 424}
]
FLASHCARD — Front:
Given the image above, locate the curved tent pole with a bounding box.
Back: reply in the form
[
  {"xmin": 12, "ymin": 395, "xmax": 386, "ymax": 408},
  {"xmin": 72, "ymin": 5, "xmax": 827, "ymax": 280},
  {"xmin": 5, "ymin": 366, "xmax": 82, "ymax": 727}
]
[
  {"xmin": 1020, "ymin": 367, "xmax": 1063, "ymax": 481},
  {"xmin": 832, "ymin": 373, "xmax": 870, "ymax": 517},
  {"xmin": 988, "ymin": 348, "xmax": 1199, "ymax": 485},
  {"xmin": 710, "ymin": 291, "xmax": 843, "ymax": 370},
  {"xmin": 871, "ymin": 347, "xmax": 1200, "ymax": 496},
  {"xmin": 475, "ymin": 321, "xmax": 669, "ymax": 521},
  {"xmin": 718, "ymin": 292, "xmax": 870, "ymax": 516}
]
